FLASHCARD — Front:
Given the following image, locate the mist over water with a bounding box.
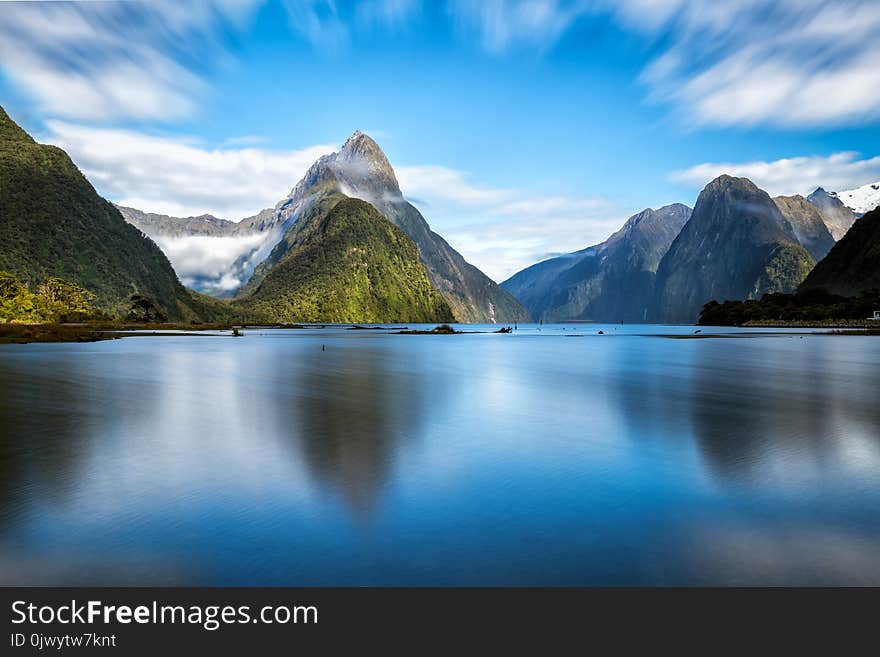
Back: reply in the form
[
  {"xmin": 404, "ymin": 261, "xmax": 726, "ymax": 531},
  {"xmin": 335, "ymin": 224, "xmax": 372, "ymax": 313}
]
[{"xmin": 1, "ymin": 325, "xmax": 879, "ymax": 585}]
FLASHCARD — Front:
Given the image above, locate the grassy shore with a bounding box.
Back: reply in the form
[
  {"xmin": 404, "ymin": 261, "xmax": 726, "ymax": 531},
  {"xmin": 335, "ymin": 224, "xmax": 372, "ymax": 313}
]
[{"xmin": 0, "ymin": 321, "xmax": 244, "ymax": 344}]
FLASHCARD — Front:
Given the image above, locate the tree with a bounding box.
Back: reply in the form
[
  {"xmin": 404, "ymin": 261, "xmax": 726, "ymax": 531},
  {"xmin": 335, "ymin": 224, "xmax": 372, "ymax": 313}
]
[
  {"xmin": 36, "ymin": 277, "xmax": 95, "ymax": 321},
  {"xmin": 0, "ymin": 271, "xmax": 39, "ymax": 323},
  {"xmin": 126, "ymin": 294, "xmax": 168, "ymax": 323}
]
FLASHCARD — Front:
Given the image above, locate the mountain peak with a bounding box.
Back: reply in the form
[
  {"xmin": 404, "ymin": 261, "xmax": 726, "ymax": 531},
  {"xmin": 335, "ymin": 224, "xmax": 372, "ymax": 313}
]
[
  {"xmin": 339, "ymin": 130, "xmax": 385, "ymax": 161},
  {"xmin": 331, "ymin": 130, "xmax": 400, "ymax": 197},
  {"xmin": 704, "ymin": 174, "xmax": 760, "ymax": 194}
]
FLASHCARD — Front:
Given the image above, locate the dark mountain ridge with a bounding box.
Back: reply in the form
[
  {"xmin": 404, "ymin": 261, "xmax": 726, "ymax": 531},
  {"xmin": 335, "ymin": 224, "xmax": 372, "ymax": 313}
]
[{"xmin": 652, "ymin": 175, "xmax": 815, "ymax": 323}]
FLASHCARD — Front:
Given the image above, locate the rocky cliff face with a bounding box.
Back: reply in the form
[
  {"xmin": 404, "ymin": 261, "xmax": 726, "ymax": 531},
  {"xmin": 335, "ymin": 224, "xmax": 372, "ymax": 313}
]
[
  {"xmin": 652, "ymin": 176, "xmax": 815, "ymax": 324},
  {"xmin": 117, "ymin": 206, "xmax": 238, "ymax": 238},
  {"xmin": 799, "ymin": 205, "xmax": 880, "ymax": 297},
  {"xmin": 240, "ymin": 131, "xmax": 530, "ymax": 323},
  {"xmin": 502, "ymin": 204, "xmax": 691, "ymax": 322},
  {"xmin": 807, "ymin": 187, "xmax": 857, "ymax": 241},
  {"xmin": 773, "ymin": 195, "xmax": 836, "ymax": 261}
]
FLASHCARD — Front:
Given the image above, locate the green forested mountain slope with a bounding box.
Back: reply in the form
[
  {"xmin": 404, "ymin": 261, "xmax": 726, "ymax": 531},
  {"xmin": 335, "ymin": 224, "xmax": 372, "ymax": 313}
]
[
  {"xmin": 234, "ymin": 197, "xmax": 453, "ymax": 323},
  {"xmin": 0, "ymin": 105, "xmax": 211, "ymax": 320}
]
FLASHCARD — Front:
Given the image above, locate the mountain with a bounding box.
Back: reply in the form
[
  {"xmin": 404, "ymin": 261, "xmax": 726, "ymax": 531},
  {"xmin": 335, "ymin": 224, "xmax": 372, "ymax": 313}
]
[
  {"xmin": 772, "ymin": 195, "xmax": 836, "ymax": 261},
  {"xmin": 117, "ymin": 206, "xmax": 238, "ymax": 237},
  {"xmin": 827, "ymin": 179, "xmax": 880, "ymax": 215},
  {"xmin": 807, "ymin": 187, "xmax": 857, "ymax": 240},
  {"xmin": 799, "ymin": 205, "xmax": 880, "ymax": 297},
  {"xmin": 0, "ymin": 105, "xmax": 216, "ymax": 320},
  {"xmin": 502, "ymin": 204, "xmax": 691, "ymax": 322},
  {"xmin": 234, "ymin": 197, "xmax": 453, "ymax": 323},
  {"xmin": 239, "ymin": 131, "xmax": 530, "ymax": 323},
  {"xmin": 652, "ymin": 176, "xmax": 815, "ymax": 324}
]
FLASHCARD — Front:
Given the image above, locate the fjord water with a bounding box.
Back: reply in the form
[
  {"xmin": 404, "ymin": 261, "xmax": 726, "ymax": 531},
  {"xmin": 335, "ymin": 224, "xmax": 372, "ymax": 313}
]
[{"xmin": 1, "ymin": 325, "xmax": 879, "ymax": 585}]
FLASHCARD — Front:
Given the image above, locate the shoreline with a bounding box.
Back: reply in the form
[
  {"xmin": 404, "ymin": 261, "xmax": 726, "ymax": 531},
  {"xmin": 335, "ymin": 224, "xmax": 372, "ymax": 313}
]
[{"xmin": 3, "ymin": 321, "xmax": 879, "ymax": 344}]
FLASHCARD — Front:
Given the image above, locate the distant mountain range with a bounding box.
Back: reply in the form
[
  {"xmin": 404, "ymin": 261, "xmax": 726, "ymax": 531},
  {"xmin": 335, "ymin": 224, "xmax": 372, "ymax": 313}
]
[
  {"xmin": 4, "ymin": 99, "xmax": 878, "ymax": 326},
  {"xmin": 502, "ymin": 204, "xmax": 691, "ymax": 322},
  {"xmin": 772, "ymin": 194, "xmax": 836, "ymax": 261},
  {"xmin": 827, "ymin": 179, "xmax": 880, "ymax": 215},
  {"xmin": 806, "ymin": 187, "xmax": 858, "ymax": 241},
  {"xmin": 504, "ymin": 174, "xmax": 872, "ymax": 324}
]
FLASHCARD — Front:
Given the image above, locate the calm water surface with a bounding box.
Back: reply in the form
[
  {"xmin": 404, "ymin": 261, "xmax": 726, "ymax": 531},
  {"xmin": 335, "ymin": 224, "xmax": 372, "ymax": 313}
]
[{"xmin": 1, "ymin": 324, "xmax": 879, "ymax": 585}]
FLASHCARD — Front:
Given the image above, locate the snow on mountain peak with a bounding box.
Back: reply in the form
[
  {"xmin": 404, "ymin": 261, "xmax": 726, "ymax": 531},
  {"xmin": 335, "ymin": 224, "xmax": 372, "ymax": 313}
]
[{"xmin": 829, "ymin": 179, "xmax": 880, "ymax": 214}]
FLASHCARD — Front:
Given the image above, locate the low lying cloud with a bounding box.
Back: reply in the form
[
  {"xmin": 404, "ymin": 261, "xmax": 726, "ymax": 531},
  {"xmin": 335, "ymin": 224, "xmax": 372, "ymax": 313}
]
[
  {"xmin": 43, "ymin": 121, "xmax": 336, "ymax": 220},
  {"xmin": 671, "ymin": 151, "xmax": 880, "ymax": 197},
  {"xmin": 151, "ymin": 232, "xmax": 273, "ymax": 293}
]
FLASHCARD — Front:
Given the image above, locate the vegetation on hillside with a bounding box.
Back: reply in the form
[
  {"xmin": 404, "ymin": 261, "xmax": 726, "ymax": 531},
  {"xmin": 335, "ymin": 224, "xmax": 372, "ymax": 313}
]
[
  {"xmin": 0, "ymin": 105, "xmax": 208, "ymax": 321},
  {"xmin": 234, "ymin": 197, "xmax": 454, "ymax": 323},
  {"xmin": 699, "ymin": 288, "xmax": 880, "ymax": 325},
  {"xmin": 0, "ymin": 271, "xmax": 99, "ymax": 322}
]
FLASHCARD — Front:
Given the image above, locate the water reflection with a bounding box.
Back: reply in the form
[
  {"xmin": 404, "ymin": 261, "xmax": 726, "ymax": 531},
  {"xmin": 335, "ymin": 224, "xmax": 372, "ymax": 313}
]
[
  {"xmin": 288, "ymin": 345, "xmax": 432, "ymax": 517},
  {"xmin": 687, "ymin": 339, "xmax": 880, "ymax": 487},
  {"xmin": 0, "ymin": 330, "xmax": 879, "ymax": 585}
]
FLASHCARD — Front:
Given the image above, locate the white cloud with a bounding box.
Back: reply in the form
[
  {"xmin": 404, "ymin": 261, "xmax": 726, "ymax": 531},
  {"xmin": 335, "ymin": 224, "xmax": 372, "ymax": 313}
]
[
  {"xmin": 447, "ymin": 0, "xmax": 880, "ymax": 127},
  {"xmin": 152, "ymin": 233, "xmax": 272, "ymax": 292},
  {"xmin": 0, "ymin": 1, "xmax": 259, "ymax": 121},
  {"xmin": 397, "ymin": 166, "xmax": 512, "ymax": 205},
  {"xmin": 447, "ymin": 196, "xmax": 626, "ymax": 283},
  {"xmin": 43, "ymin": 121, "xmax": 336, "ymax": 220},
  {"xmin": 670, "ymin": 152, "xmax": 880, "ymax": 197},
  {"xmin": 397, "ymin": 164, "xmax": 630, "ymax": 282}
]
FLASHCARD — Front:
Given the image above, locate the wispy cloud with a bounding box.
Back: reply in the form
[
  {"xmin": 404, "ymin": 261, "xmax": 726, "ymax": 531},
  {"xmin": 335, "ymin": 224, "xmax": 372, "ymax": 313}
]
[
  {"xmin": 397, "ymin": 166, "xmax": 512, "ymax": 205},
  {"xmin": 671, "ymin": 152, "xmax": 880, "ymax": 197},
  {"xmin": 447, "ymin": 0, "xmax": 880, "ymax": 127},
  {"xmin": 447, "ymin": 0, "xmax": 589, "ymax": 53},
  {"xmin": 43, "ymin": 121, "xmax": 337, "ymax": 219},
  {"xmin": 396, "ymin": 164, "xmax": 629, "ymax": 282},
  {"xmin": 0, "ymin": 1, "xmax": 260, "ymax": 122},
  {"xmin": 614, "ymin": 0, "xmax": 880, "ymax": 127},
  {"xmin": 283, "ymin": 0, "xmax": 422, "ymax": 52}
]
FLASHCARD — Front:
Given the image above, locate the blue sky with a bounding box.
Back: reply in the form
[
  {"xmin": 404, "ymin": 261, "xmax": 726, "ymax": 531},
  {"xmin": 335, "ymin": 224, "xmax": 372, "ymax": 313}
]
[{"xmin": 2, "ymin": 0, "xmax": 880, "ymax": 281}]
